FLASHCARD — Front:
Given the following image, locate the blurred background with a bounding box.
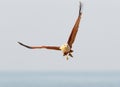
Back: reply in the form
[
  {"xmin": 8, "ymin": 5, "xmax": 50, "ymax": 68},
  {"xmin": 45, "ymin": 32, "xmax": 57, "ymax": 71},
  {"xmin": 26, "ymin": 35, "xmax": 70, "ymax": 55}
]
[{"xmin": 0, "ymin": 0, "xmax": 120, "ymax": 87}]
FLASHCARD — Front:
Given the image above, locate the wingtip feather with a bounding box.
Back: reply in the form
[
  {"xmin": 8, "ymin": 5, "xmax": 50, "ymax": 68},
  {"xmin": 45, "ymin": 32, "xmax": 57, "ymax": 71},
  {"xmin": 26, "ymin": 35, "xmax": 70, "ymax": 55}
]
[
  {"xmin": 79, "ymin": 1, "xmax": 82, "ymax": 16},
  {"xmin": 17, "ymin": 42, "xmax": 33, "ymax": 49}
]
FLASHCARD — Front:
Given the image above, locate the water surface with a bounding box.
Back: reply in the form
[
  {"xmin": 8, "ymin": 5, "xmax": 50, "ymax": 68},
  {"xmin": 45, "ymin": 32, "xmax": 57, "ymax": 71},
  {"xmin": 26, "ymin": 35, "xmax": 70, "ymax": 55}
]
[{"xmin": 0, "ymin": 71, "xmax": 120, "ymax": 87}]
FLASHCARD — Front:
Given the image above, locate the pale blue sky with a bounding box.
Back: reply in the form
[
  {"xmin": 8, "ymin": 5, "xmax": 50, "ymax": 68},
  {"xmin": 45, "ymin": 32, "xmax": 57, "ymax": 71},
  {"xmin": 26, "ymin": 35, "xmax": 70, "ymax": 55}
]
[{"xmin": 0, "ymin": 0, "xmax": 120, "ymax": 72}]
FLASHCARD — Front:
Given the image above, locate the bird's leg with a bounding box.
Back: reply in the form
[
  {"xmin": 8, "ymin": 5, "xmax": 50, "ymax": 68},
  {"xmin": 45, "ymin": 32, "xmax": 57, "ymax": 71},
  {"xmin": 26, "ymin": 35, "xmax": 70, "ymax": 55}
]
[
  {"xmin": 63, "ymin": 52, "xmax": 67, "ymax": 56},
  {"xmin": 63, "ymin": 53, "xmax": 69, "ymax": 60},
  {"xmin": 68, "ymin": 50, "xmax": 73, "ymax": 57},
  {"xmin": 69, "ymin": 53, "xmax": 73, "ymax": 57}
]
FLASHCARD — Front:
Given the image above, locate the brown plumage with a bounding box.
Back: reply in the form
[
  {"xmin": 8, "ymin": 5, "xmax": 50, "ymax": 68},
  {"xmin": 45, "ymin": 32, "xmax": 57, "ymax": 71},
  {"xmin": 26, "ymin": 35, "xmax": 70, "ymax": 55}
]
[
  {"xmin": 18, "ymin": 42, "xmax": 60, "ymax": 50},
  {"xmin": 18, "ymin": 2, "xmax": 82, "ymax": 60},
  {"xmin": 67, "ymin": 2, "xmax": 82, "ymax": 48}
]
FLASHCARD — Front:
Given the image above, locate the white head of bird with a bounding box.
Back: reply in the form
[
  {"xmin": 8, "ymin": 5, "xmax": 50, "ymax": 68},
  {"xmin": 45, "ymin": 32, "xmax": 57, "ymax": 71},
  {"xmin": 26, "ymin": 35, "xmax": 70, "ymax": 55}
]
[{"xmin": 60, "ymin": 43, "xmax": 70, "ymax": 53}]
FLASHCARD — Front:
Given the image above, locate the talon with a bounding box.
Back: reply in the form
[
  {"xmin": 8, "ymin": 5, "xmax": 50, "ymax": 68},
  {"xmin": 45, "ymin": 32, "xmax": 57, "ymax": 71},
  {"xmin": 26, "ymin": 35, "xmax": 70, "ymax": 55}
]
[
  {"xmin": 66, "ymin": 57, "xmax": 69, "ymax": 60},
  {"xmin": 66, "ymin": 55, "xmax": 69, "ymax": 60},
  {"xmin": 66, "ymin": 57, "xmax": 68, "ymax": 60}
]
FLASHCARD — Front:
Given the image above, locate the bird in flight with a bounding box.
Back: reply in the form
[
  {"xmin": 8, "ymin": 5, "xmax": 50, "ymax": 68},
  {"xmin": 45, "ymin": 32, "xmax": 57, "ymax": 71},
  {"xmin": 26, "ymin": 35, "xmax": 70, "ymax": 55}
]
[{"xmin": 18, "ymin": 2, "xmax": 82, "ymax": 60}]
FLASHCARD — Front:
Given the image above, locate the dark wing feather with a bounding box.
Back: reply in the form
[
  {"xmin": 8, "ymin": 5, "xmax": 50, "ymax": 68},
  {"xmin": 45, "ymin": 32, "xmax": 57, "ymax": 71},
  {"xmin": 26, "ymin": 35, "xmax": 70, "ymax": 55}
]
[
  {"xmin": 67, "ymin": 2, "xmax": 82, "ymax": 48},
  {"xmin": 18, "ymin": 42, "xmax": 60, "ymax": 50}
]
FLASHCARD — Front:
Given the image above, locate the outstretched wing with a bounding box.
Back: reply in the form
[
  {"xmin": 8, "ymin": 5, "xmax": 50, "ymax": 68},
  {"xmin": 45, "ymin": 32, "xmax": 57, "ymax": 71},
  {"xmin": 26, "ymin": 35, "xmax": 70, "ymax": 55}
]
[
  {"xmin": 67, "ymin": 2, "xmax": 82, "ymax": 48},
  {"xmin": 18, "ymin": 42, "xmax": 60, "ymax": 50}
]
